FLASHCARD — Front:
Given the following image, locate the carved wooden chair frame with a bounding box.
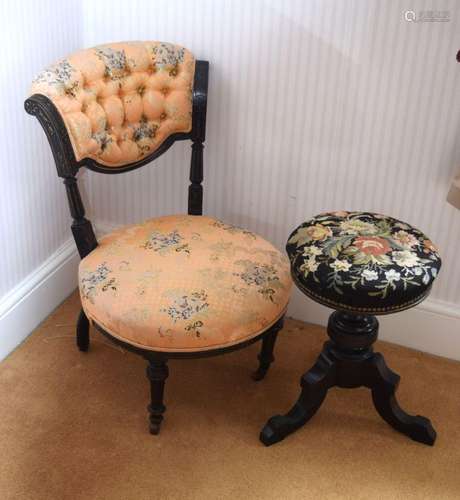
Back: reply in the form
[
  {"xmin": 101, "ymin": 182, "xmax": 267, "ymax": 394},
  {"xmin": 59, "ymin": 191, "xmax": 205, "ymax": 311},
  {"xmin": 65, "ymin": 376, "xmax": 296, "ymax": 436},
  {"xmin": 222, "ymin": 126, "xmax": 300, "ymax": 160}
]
[{"xmin": 25, "ymin": 60, "xmax": 284, "ymax": 434}]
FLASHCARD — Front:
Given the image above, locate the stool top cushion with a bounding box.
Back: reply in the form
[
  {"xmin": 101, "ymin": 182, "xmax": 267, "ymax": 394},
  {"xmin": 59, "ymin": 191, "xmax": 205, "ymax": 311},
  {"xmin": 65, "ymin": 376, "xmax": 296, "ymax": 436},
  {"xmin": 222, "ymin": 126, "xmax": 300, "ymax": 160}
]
[
  {"xmin": 79, "ymin": 215, "xmax": 292, "ymax": 352},
  {"xmin": 286, "ymin": 211, "xmax": 441, "ymax": 314}
]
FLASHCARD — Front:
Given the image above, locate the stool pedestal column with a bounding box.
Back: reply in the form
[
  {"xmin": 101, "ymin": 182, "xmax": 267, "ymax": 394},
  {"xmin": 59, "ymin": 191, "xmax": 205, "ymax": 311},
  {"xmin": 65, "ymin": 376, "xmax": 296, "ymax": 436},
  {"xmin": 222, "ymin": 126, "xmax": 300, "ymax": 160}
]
[{"xmin": 260, "ymin": 311, "xmax": 436, "ymax": 446}]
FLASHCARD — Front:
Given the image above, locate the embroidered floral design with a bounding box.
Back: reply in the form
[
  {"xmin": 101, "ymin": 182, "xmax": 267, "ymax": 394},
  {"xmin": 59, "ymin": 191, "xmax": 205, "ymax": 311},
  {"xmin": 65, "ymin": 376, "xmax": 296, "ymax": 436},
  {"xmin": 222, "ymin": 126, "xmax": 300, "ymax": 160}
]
[
  {"xmin": 290, "ymin": 224, "xmax": 332, "ymax": 244},
  {"xmin": 80, "ymin": 262, "xmax": 117, "ymax": 303},
  {"xmin": 393, "ymin": 230, "xmax": 418, "ymax": 248},
  {"xmin": 287, "ymin": 212, "xmax": 441, "ymax": 300},
  {"xmin": 95, "ymin": 47, "xmax": 128, "ymax": 79},
  {"xmin": 330, "ymin": 259, "xmax": 352, "ymax": 272},
  {"xmin": 152, "ymin": 43, "xmax": 185, "ymax": 70},
  {"xmin": 142, "ymin": 229, "xmax": 190, "ymax": 255},
  {"xmin": 32, "ymin": 59, "xmax": 78, "ymax": 96},
  {"xmin": 339, "ymin": 219, "xmax": 377, "ymax": 236},
  {"xmin": 353, "ymin": 237, "xmax": 391, "ymax": 257},
  {"xmin": 161, "ymin": 290, "xmax": 209, "ymax": 337},
  {"xmin": 233, "ymin": 260, "xmax": 284, "ymax": 302},
  {"xmin": 362, "ymin": 269, "xmax": 378, "ymax": 281},
  {"xmin": 300, "ymin": 256, "xmax": 319, "ymax": 274},
  {"xmin": 423, "ymin": 239, "xmax": 438, "ymax": 254}
]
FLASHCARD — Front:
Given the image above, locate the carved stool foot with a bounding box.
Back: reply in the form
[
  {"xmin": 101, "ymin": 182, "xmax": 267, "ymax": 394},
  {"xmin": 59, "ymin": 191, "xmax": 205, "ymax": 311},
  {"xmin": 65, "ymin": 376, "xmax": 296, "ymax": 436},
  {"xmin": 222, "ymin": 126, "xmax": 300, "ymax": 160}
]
[
  {"xmin": 261, "ymin": 311, "xmax": 436, "ymax": 446},
  {"xmin": 369, "ymin": 353, "xmax": 436, "ymax": 445},
  {"xmin": 76, "ymin": 308, "xmax": 90, "ymax": 352},
  {"xmin": 146, "ymin": 357, "xmax": 169, "ymax": 435},
  {"xmin": 261, "ymin": 351, "xmax": 335, "ymax": 445}
]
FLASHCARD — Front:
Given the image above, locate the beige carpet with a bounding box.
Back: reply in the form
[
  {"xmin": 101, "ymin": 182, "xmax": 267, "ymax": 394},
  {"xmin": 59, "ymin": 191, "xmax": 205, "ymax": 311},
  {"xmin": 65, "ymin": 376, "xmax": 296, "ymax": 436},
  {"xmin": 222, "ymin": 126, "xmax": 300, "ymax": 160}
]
[{"xmin": 1, "ymin": 291, "xmax": 459, "ymax": 500}]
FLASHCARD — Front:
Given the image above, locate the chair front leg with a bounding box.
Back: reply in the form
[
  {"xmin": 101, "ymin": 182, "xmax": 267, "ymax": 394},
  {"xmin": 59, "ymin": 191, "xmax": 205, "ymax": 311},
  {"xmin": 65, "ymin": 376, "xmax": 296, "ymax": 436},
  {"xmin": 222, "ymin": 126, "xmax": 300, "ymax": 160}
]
[
  {"xmin": 76, "ymin": 308, "xmax": 90, "ymax": 352},
  {"xmin": 252, "ymin": 317, "xmax": 284, "ymax": 381},
  {"xmin": 145, "ymin": 356, "xmax": 169, "ymax": 435}
]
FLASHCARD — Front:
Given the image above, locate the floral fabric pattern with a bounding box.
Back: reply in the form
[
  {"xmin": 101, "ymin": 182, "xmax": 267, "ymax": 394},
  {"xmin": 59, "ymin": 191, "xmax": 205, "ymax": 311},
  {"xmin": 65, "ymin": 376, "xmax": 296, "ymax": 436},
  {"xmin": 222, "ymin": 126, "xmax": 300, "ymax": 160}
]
[
  {"xmin": 80, "ymin": 262, "xmax": 118, "ymax": 304},
  {"xmin": 152, "ymin": 43, "xmax": 185, "ymax": 70},
  {"xmin": 95, "ymin": 47, "xmax": 128, "ymax": 79},
  {"xmin": 211, "ymin": 220, "xmax": 256, "ymax": 239},
  {"xmin": 79, "ymin": 215, "xmax": 292, "ymax": 352},
  {"xmin": 142, "ymin": 229, "xmax": 190, "ymax": 255},
  {"xmin": 32, "ymin": 60, "xmax": 77, "ymax": 95},
  {"xmin": 161, "ymin": 290, "xmax": 209, "ymax": 338},
  {"xmin": 30, "ymin": 41, "xmax": 195, "ymax": 167},
  {"xmin": 286, "ymin": 211, "xmax": 441, "ymax": 314},
  {"xmin": 233, "ymin": 260, "xmax": 282, "ymax": 302}
]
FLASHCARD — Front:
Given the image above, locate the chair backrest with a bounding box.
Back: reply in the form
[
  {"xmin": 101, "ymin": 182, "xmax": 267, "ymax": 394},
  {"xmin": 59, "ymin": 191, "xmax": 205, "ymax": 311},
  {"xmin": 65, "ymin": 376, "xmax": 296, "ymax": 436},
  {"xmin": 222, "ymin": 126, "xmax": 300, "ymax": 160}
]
[{"xmin": 25, "ymin": 41, "xmax": 209, "ymax": 259}]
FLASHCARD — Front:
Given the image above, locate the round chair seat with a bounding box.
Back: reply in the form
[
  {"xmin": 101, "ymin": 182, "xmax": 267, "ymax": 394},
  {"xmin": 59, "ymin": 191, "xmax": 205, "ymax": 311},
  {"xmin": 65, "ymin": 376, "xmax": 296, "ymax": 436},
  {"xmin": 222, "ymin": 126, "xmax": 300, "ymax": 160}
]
[
  {"xmin": 286, "ymin": 211, "xmax": 441, "ymax": 314},
  {"xmin": 79, "ymin": 215, "xmax": 292, "ymax": 352}
]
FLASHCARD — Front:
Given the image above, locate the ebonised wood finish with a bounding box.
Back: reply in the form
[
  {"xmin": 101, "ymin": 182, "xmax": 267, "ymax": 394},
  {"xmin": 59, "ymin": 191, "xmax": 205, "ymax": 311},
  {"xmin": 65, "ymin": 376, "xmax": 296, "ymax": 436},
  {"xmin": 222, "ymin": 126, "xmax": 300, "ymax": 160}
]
[
  {"xmin": 252, "ymin": 328, "xmax": 280, "ymax": 381},
  {"xmin": 146, "ymin": 357, "xmax": 169, "ymax": 435},
  {"xmin": 93, "ymin": 315, "xmax": 284, "ymax": 434},
  {"xmin": 26, "ymin": 59, "xmax": 284, "ymax": 435},
  {"xmin": 76, "ymin": 308, "xmax": 89, "ymax": 352},
  {"xmin": 260, "ymin": 311, "xmax": 436, "ymax": 447}
]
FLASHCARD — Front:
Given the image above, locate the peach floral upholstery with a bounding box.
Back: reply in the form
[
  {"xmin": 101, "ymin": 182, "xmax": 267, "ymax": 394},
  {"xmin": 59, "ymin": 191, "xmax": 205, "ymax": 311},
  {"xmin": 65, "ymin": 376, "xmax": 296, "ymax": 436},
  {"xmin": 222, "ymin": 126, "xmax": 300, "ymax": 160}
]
[
  {"xmin": 79, "ymin": 215, "xmax": 292, "ymax": 352},
  {"xmin": 30, "ymin": 42, "xmax": 195, "ymax": 167}
]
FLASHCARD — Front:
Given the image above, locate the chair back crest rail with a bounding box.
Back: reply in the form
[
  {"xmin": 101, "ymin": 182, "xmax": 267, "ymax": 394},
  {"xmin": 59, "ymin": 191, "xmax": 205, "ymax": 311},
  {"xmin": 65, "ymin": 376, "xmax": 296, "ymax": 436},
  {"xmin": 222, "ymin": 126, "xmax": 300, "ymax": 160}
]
[{"xmin": 24, "ymin": 42, "xmax": 208, "ymax": 259}]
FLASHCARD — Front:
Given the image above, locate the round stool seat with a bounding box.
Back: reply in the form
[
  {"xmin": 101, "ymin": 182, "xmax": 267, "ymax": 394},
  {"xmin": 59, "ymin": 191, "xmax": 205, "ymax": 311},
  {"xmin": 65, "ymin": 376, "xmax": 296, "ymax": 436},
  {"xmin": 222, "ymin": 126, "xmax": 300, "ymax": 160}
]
[{"xmin": 286, "ymin": 211, "xmax": 441, "ymax": 314}]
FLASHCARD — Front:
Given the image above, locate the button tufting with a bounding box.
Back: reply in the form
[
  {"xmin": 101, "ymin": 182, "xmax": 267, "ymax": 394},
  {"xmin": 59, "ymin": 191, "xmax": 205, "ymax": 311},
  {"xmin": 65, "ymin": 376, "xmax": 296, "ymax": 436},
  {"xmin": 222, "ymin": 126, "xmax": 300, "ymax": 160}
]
[{"xmin": 31, "ymin": 41, "xmax": 195, "ymax": 167}]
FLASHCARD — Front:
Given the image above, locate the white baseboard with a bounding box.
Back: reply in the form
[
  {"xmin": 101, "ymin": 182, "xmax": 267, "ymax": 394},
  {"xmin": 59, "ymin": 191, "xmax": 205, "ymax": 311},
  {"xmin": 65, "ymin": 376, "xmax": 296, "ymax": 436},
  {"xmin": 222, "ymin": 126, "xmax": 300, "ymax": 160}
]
[
  {"xmin": 0, "ymin": 219, "xmax": 117, "ymax": 362},
  {"xmin": 0, "ymin": 238, "xmax": 79, "ymax": 361},
  {"xmin": 287, "ymin": 287, "xmax": 460, "ymax": 361}
]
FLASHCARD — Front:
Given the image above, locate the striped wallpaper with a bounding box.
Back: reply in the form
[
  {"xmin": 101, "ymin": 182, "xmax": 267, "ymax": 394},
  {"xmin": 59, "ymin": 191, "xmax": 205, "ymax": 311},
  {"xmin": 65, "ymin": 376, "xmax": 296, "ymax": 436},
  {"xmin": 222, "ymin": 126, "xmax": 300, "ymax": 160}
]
[
  {"xmin": 84, "ymin": 0, "xmax": 460, "ymax": 306},
  {"xmin": 0, "ymin": 0, "xmax": 82, "ymax": 297},
  {"xmin": 2, "ymin": 0, "xmax": 460, "ymax": 314}
]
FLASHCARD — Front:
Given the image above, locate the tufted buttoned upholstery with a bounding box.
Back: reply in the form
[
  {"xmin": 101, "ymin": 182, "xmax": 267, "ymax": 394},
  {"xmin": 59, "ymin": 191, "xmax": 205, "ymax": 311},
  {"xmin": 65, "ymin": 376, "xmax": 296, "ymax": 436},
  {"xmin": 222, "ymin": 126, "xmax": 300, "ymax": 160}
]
[{"xmin": 30, "ymin": 41, "xmax": 195, "ymax": 167}]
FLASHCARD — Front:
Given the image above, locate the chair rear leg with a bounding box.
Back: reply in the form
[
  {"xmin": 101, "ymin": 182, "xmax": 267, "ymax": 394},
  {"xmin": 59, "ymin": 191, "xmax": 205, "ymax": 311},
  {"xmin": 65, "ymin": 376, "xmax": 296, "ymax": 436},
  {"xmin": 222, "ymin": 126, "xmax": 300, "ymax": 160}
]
[
  {"xmin": 76, "ymin": 308, "xmax": 90, "ymax": 352},
  {"xmin": 252, "ymin": 317, "xmax": 284, "ymax": 381},
  {"xmin": 146, "ymin": 356, "xmax": 169, "ymax": 435}
]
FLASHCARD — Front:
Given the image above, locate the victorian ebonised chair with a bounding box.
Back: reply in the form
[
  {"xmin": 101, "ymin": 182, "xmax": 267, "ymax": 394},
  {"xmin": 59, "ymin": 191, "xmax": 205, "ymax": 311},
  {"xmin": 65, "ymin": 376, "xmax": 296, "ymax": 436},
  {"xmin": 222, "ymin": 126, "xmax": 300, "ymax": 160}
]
[{"xmin": 25, "ymin": 42, "xmax": 292, "ymax": 434}]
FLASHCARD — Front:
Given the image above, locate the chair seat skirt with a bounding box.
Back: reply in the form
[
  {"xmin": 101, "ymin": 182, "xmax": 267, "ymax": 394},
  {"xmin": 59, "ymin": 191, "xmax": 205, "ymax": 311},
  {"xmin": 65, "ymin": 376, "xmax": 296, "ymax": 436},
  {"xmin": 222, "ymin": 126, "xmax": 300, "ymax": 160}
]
[
  {"xmin": 79, "ymin": 215, "xmax": 292, "ymax": 352},
  {"xmin": 286, "ymin": 211, "xmax": 441, "ymax": 314}
]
